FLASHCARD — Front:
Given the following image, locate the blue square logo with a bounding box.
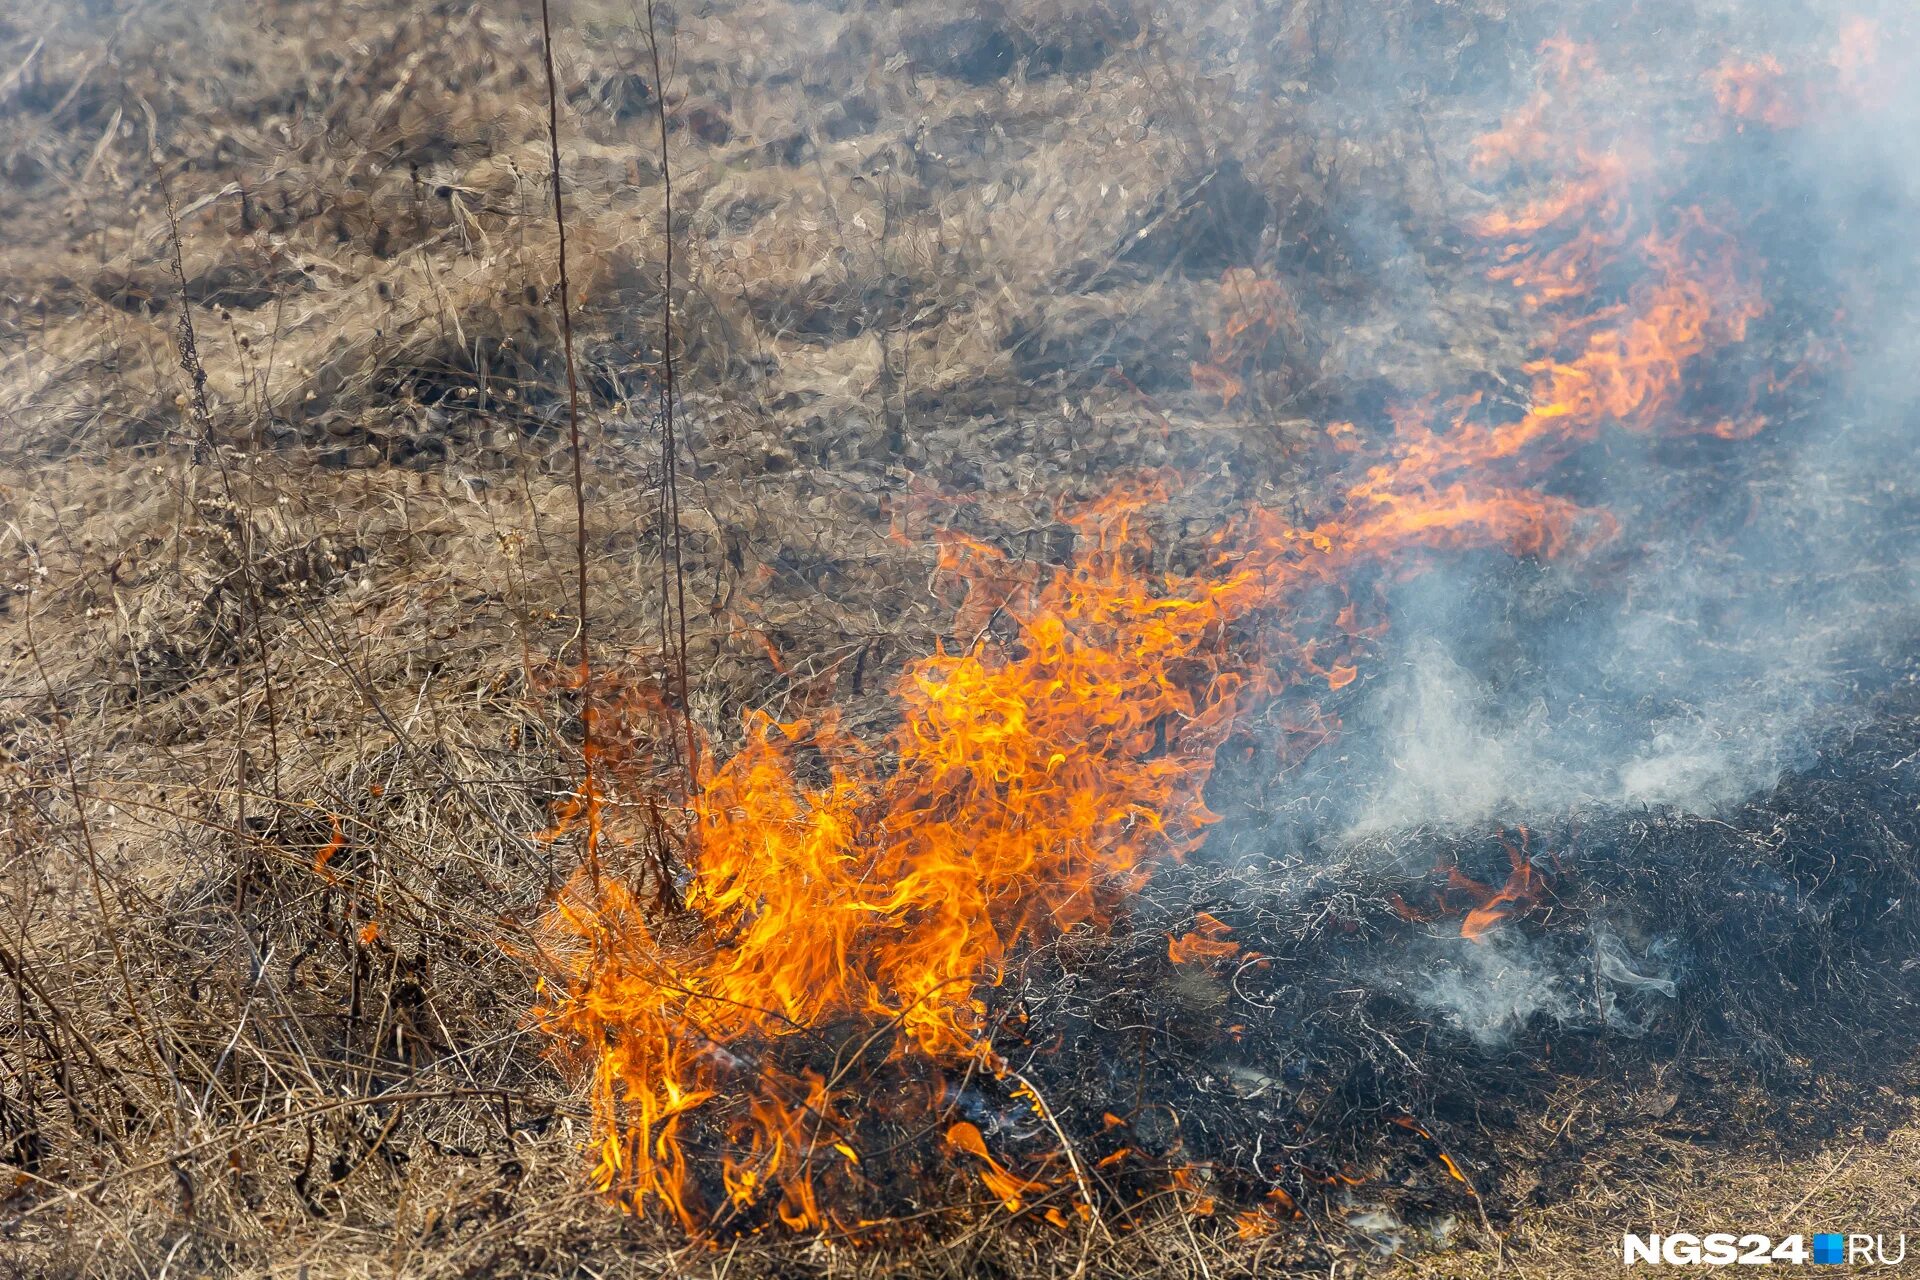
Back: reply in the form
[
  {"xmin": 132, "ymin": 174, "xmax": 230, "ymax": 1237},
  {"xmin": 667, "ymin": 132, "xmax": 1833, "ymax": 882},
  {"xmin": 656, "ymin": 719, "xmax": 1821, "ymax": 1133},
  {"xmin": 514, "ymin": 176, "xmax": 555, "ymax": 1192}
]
[{"xmin": 1813, "ymin": 1234, "xmax": 1846, "ymax": 1265}]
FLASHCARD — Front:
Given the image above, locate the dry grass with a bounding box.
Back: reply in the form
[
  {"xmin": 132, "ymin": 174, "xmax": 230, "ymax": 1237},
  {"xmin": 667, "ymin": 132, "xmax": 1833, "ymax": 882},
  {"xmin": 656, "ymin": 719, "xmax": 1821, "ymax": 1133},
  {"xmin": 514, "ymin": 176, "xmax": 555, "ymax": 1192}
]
[
  {"xmin": 1, "ymin": 0, "xmax": 1913, "ymax": 1275},
  {"xmin": 1377, "ymin": 1120, "xmax": 1920, "ymax": 1279}
]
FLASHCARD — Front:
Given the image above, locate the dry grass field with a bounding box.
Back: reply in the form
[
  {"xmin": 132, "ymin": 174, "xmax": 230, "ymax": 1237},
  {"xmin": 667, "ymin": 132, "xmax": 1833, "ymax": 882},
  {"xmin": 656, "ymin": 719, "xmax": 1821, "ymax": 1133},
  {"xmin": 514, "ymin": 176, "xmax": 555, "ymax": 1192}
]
[{"xmin": 2, "ymin": 0, "xmax": 1916, "ymax": 1275}]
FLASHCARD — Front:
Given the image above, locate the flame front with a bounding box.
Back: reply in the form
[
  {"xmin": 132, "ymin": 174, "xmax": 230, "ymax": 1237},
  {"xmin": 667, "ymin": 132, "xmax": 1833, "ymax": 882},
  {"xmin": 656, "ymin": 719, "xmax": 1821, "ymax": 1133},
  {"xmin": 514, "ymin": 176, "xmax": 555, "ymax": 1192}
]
[{"xmin": 527, "ymin": 27, "xmax": 1856, "ymax": 1236}]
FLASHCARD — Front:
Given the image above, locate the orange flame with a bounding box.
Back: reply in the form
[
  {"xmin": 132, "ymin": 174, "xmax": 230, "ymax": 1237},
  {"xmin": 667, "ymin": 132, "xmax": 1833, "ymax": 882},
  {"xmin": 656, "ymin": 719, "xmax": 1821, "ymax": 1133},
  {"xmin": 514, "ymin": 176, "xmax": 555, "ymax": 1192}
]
[
  {"xmin": 1168, "ymin": 912, "xmax": 1242, "ymax": 968},
  {"xmin": 1709, "ymin": 55, "xmax": 1804, "ymax": 130},
  {"xmin": 947, "ymin": 1122, "xmax": 1053, "ymax": 1213},
  {"xmin": 1709, "ymin": 20, "xmax": 1894, "ymax": 131},
  {"xmin": 933, "ymin": 529, "xmax": 1042, "ymax": 640},
  {"xmin": 313, "ymin": 813, "xmax": 344, "ymax": 882},
  {"xmin": 531, "ymin": 31, "xmax": 1791, "ymax": 1235},
  {"xmin": 1406, "ymin": 829, "xmax": 1552, "ymax": 943},
  {"xmin": 1391, "ymin": 1115, "xmax": 1475, "ymax": 1188},
  {"xmin": 1458, "ymin": 831, "xmax": 1544, "ymax": 944},
  {"xmin": 1171, "ymin": 1162, "xmax": 1218, "ymax": 1217},
  {"xmin": 1191, "ymin": 269, "xmax": 1296, "ymax": 407}
]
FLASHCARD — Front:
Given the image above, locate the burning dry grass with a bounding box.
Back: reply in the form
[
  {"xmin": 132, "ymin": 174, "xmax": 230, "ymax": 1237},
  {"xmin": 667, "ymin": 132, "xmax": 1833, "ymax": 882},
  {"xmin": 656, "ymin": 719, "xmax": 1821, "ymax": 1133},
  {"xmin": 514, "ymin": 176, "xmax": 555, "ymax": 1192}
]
[
  {"xmin": 519, "ymin": 8, "xmax": 1898, "ymax": 1239},
  {"xmin": 3, "ymin": 0, "xmax": 1919, "ymax": 1276}
]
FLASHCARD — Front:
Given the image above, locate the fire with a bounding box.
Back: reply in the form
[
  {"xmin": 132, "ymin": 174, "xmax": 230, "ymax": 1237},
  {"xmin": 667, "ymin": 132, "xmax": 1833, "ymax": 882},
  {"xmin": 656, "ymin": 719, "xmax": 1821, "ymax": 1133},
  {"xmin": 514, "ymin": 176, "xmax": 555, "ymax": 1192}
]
[
  {"xmin": 1709, "ymin": 19, "xmax": 1891, "ymax": 131},
  {"xmin": 1391, "ymin": 829, "xmax": 1552, "ymax": 942},
  {"xmin": 529, "ymin": 29, "xmax": 1806, "ymax": 1237},
  {"xmin": 946, "ymin": 1122, "xmax": 1053, "ymax": 1214},
  {"xmin": 1831, "ymin": 18, "xmax": 1887, "ymax": 106},
  {"xmin": 1170, "ymin": 1162, "xmax": 1218, "ymax": 1217},
  {"xmin": 1710, "ymin": 55, "xmax": 1803, "ymax": 130},
  {"xmin": 1168, "ymin": 911, "xmax": 1242, "ymax": 968},
  {"xmin": 1390, "ymin": 1116, "xmax": 1474, "ymax": 1188},
  {"xmin": 931, "ymin": 527, "xmax": 1042, "ymax": 641},
  {"xmin": 1455, "ymin": 829, "xmax": 1547, "ymax": 944},
  {"xmin": 313, "ymin": 813, "xmax": 344, "ymax": 882},
  {"xmin": 1468, "ymin": 36, "xmax": 1597, "ymax": 174},
  {"xmin": 1234, "ymin": 1187, "xmax": 1300, "ymax": 1240},
  {"xmin": 1191, "ymin": 269, "xmax": 1296, "ymax": 408}
]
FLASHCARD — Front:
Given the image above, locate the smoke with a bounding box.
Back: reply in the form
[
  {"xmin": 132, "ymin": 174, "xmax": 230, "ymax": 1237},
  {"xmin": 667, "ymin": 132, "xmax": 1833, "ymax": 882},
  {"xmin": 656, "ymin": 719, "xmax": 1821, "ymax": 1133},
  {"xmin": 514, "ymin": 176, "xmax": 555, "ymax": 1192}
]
[
  {"xmin": 1593, "ymin": 928, "xmax": 1683, "ymax": 1034},
  {"xmin": 1400, "ymin": 932, "xmax": 1576, "ymax": 1047},
  {"xmin": 1348, "ymin": 642, "xmax": 1571, "ymax": 833},
  {"xmin": 1294, "ymin": 2, "xmax": 1920, "ymax": 843},
  {"xmin": 1360, "ymin": 921, "xmax": 1684, "ymax": 1048},
  {"xmin": 1219, "ymin": 2, "xmax": 1920, "ymax": 1045}
]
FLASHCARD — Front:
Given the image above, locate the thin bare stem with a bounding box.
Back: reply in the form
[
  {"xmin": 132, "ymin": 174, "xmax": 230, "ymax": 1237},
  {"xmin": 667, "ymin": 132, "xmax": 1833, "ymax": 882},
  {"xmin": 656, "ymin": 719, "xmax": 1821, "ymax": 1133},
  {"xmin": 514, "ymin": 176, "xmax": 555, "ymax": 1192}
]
[
  {"xmin": 643, "ymin": 0, "xmax": 698, "ymax": 791},
  {"xmin": 538, "ymin": 0, "xmax": 601, "ymax": 886},
  {"xmin": 21, "ymin": 583, "xmax": 163, "ymax": 1091},
  {"xmin": 158, "ymin": 169, "xmax": 283, "ymax": 824}
]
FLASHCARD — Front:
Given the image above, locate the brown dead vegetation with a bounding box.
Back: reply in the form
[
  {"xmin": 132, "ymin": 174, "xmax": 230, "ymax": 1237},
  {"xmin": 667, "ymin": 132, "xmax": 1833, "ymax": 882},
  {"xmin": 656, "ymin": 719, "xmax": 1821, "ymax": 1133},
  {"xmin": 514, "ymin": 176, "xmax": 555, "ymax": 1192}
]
[{"xmin": 0, "ymin": 0, "xmax": 1911, "ymax": 1276}]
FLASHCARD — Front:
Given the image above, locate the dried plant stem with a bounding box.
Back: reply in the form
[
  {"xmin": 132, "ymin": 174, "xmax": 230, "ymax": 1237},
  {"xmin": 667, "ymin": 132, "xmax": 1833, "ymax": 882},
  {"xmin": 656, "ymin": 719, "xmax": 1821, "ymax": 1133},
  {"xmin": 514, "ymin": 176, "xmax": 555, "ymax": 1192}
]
[
  {"xmin": 538, "ymin": 0, "xmax": 601, "ymax": 883},
  {"xmin": 0, "ymin": 934, "xmax": 135, "ymax": 1161},
  {"xmin": 643, "ymin": 0, "xmax": 698, "ymax": 789},
  {"xmin": 21, "ymin": 585, "xmax": 163, "ymax": 1092},
  {"xmin": 158, "ymin": 170, "xmax": 283, "ymax": 824}
]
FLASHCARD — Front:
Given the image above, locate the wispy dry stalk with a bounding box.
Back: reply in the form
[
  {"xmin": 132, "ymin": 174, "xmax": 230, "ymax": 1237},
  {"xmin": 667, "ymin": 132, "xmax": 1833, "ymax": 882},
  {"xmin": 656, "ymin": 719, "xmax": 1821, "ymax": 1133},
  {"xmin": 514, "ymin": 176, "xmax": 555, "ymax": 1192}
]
[
  {"xmin": 158, "ymin": 168, "xmax": 283, "ymax": 824},
  {"xmin": 20, "ymin": 584, "xmax": 162, "ymax": 1092},
  {"xmin": 537, "ymin": 0, "xmax": 601, "ymax": 883},
  {"xmin": 643, "ymin": 0, "xmax": 698, "ymax": 789}
]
